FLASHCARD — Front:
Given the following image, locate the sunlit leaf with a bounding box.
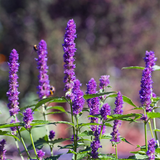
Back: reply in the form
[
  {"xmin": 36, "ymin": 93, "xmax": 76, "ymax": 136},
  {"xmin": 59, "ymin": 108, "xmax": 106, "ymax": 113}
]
[
  {"xmin": 122, "ymin": 66, "xmax": 144, "ymax": 70},
  {"xmin": 147, "ymin": 112, "xmax": 160, "ymax": 119},
  {"xmin": 153, "ymin": 65, "xmax": 160, "ymax": 71}
]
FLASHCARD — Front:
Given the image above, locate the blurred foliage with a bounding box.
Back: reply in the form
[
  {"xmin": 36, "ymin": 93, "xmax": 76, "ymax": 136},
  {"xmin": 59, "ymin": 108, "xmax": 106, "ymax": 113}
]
[{"xmin": 0, "ymin": 0, "xmax": 160, "ymax": 106}]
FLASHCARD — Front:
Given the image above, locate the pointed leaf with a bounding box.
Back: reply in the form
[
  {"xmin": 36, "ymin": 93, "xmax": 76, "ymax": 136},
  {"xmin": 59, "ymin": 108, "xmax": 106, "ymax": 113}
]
[
  {"xmin": 147, "ymin": 112, "xmax": 160, "ymax": 119},
  {"xmin": 31, "ymin": 120, "xmax": 56, "ymax": 127},
  {"xmin": 122, "ymin": 66, "xmax": 144, "ymax": 70},
  {"xmin": 153, "ymin": 65, "xmax": 160, "ymax": 71},
  {"xmin": 54, "ymin": 121, "xmax": 74, "ymax": 126},
  {"xmin": 78, "ymin": 131, "xmax": 93, "ymax": 137},
  {"xmin": 122, "ymin": 95, "xmax": 137, "ymax": 107},
  {"xmin": 83, "ymin": 91, "xmax": 116, "ymax": 100},
  {"xmin": 0, "ymin": 130, "xmax": 20, "ymax": 140},
  {"xmin": 67, "ymin": 149, "xmax": 77, "ymax": 155},
  {"xmin": 0, "ymin": 122, "xmax": 24, "ymax": 129},
  {"xmin": 45, "ymin": 154, "xmax": 63, "ymax": 160}
]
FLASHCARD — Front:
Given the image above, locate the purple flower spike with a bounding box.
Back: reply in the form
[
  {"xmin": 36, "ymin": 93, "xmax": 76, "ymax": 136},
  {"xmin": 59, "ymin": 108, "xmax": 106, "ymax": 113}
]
[
  {"xmin": 99, "ymin": 75, "xmax": 110, "ymax": 89},
  {"xmin": 23, "ymin": 108, "xmax": 34, "ymax": 129},
  {"xmin": 49, "ymin": 130, "xmax": 55, "ymax": 140},
  {"xmin": 6, "ymin": 49, "xmax": 20, "ymax": 116},
  {"xmin": 63, "ymin": 19, "xmax": 77, "ymax": 100},
  {"xmin": 0, "ymin": 139, "xmax": 6, "ymax": 160},
  {"xmin": 36, "ymin": 40, "xmax": 50, "ymax": 99},
  {"xmin": 146, "ymin": 138, "xmax": 156, "ymax": 160},
  {"xmin": 37, "ymin": 150, "xmax": 45, "ymax": 160},
  {"xmin": 71, "ymin": 134, "xmax": 79, "ymax": 142},
  {"xmin": 86, "ymin": 78, "xmax": 100, "ymax": 131},
  {"xmin": 144, "ymin": 51, "xmax": 157, "ymax": 71},
  {"xmin": 100, "ymin": 103, "xmax": 111, "ymax": 120},
  {"xmin": 110, "ymin": 91, "xmax": 123, "ymax": 144},
  {"xmin": 72, "ymin": 79, "xmax": 85, "ymax": 115},
  {"xmin": 91, "ymin": 129, "xmax": 102, "ymax": 159},
  {"xmin": 139, "ymin": 68, "xmax": 152, "ymax": 112}
]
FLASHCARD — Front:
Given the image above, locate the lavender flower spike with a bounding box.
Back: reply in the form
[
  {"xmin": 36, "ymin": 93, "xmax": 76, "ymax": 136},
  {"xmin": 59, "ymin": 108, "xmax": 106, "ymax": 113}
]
[
  {"xmin": 49, "ymin": 130, "xmax": 55, "ymax": 140},
  {"xmin": 99, "ymin": 75, "xmax": 110, "ymax": 90},
  {"xmin": 0, "ymin": 139, "xmax": 6, "ymax": 160},
  {"xmin": 144, "ymin": 51, "xmax": 157, "ymax": 71},
  {"xmin": 110, "ymin": 91, "xmax": 123, "ymax": 144},
  {"xmin": 6, "ymin": 49, "xmax": 20, "ymax": 116},
  {"xmin": 139, "ymin": 68, "xmax": 152, "ymax": 112},
  {"xmin": 72, "ymin": 79, "xmax": 85, "ymax": 115},
  {"xmin": 146, "ymin": 138, "xmax": 156, "ymax": 160},
  {"xmin": 37, "ymin": 150, "xmax": 45, "ymax": 160},
  {"xmin": 63, "ymin": 19, "xmax": 77, "ymax": 100},
  {"xmin": 86, "ymin": 78, "xmax": 100, "ymax": 131},
  {"xmin": 100, "ymin": 103, "xmax": 111, "ymax": 120},
  {"xmin": 36, "ymin": 40, "xmax": 50, "ymax": 99},
  {"xmin": 23, "ymin": 108, "xmax": 34, "ymax": 129}
]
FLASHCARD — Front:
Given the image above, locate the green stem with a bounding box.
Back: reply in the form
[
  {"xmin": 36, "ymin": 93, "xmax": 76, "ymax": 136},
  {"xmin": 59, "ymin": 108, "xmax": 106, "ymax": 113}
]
[
  {"xmin": 17, "ymin": 129, "xmax": 31, "ymax": 159},
  {"xmin": 70, "ymin": 103, "xmax": 77, "ymax": 160},
  {"xmin": 115, "ymin": 144, "xmax": 118, "ymax": 159},
  {"xmin": 148, "ymin": 120, "xmax": 154, "ymax": 138},
  {"xmin": 29, "ymin": 130, "xmax": 39, "ymax": 160},
  {"xmin": 144, "ymin": 109, "xmax": 148, "ymax": 151},
  {"xmin": 153, "ymin": 110, "xmax": 159, "ymax": 146},
  {"xmin": 42, "ymin": 103, "xmax": 49, "ymax": 135},
  {"xmin": 14, "ymin": 138, "xmax": 24, "ymax": 160}
]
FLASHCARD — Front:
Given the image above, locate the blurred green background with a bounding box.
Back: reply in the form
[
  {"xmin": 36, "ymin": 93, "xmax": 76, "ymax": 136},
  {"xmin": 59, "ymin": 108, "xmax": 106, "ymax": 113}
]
[{"xmin": 0, "ymin": 0, "xmax": 160, "ymax": 158}]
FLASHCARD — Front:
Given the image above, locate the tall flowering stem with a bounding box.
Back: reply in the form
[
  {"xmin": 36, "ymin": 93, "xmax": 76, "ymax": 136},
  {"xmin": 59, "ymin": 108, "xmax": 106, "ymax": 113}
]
[
  {"xmin": 110, "ymin": 91, "xmax": 123, "ymax": 158},
  {"xmin": 63, "ymin": 19, "xmax": 76, "ymax": 100},
  {"xmin": 86, "ymin": 78, "xmax": 100, "ymax": 132},
  {"xmin": 7, "ymin": 49, "xmax": 20, "ymax": 116},
  {"xmin": 36, "ymin": 40, "xmax": 50, "ymax": 136},
  {"xmin": 139, "ymin": 51, "xmax": 157, "ymax": 149}
]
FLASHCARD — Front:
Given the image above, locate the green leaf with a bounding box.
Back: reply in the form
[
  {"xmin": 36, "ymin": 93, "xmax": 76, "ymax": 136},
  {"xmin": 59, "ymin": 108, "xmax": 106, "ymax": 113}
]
[
  {"xmin": 121, "ymin": 137, "xmax": 133, "ymax": 145},
  {"xmin": 104, "ymin": 122, "xmax": 113, "ymax": 127},
  {"xmin": 135, "ymin": 154, "xmax": 148, "ymax": 159},
  {"xmin": 45, "ymin": 106, "xmax": 68, "ymax": 115},
  {"xmin": 153, "ymin": 65, "xmax": 160, "ymax": 71},
  {"xmin": 67, "ymin": 149, "xmax": 77, "ymax": 154},
  {"xmin": 0, "ymin": 130, "xmax": 20, "ymax": 140},
  {"xmin": 49, "ymin": 138, "xmax": 70, "ymax": 145},
  {"xmin": 31, "ymin": 120, "xmax": 56, "ymax": 127},
  {"xmin": 122, "ymin": 66, "xmax": 144, "ymax": 70},
  {"xmin": 101, "ymin": 134, "xmax": 112, "ymax": 139},
  {"xmin": 0, "ymin": 122, "xmax": 24, "ymax": 129},
  {"xmin": 147, "ymin": 112, "xmax": 160, "ymax": 119},
  {"xmin": 78, "ymin": 123, "xmax": 101, "ymax": 127},
  {"xmin": 83, "ymin": 91, "xmax": 116, "ymax": 100},
  {"xmin": 122, "ymin": 95, "xmax": 137, "ymax": 107},
  {"xmin": 78, "ymin": 130, "xmax": 93, "ymax": 137},
  {"xmin": 58, "ymin": 144, "xmax": 74, "ymax": 149},
  {"xmin": 54, "ymin": 121, "xmax": 74, "ymax": 126},
  {"xmin": 45, "ymin": 154, "xmax": 63, "ymax": 160},
  {"xmin": 20, "ymin": 104, "xmax": 36, "ymax": 111},
  {"xmin": 107, "ymin": 94, "xmax": 137, "ymax": 108},
  {"xmin": 33, "ymin": 97, "xmax": 67, "ymax": 111}
]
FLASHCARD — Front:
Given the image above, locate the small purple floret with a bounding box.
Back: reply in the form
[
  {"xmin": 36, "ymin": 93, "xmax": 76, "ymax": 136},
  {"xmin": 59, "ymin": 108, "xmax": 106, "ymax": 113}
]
[
  {"xmin": 144, "ymin": 51, "xmax": 157, "ymax": 71},
  {"xmin": 23, "ymin": 108, "xmax": 34, "ymax": 129},
  {"xmin": 36, "ymin": 40, "xmax": 50, "ymax": 99},
  {"xmin": 100, "ymin": 103, "xmax": 111, "ymax": 120},
  {"xmin": 146, "ymin": 138, "xmax": 156, "ymax": 160},
  {"xmin": 0, "ymin": 139, "xmax": 6, "ymax": 160},
  {"xmin": 110, "ymin": 91, "xmax": 123, "ymax": 144},
  {"xmin": 49, "ymin": 130, "xmax": 55, "ymax": 140},
  {"xmin": 7, "ymin": 49, "xmax": 20, "ymax": 116},
  {"xmin": 37, "ymin": 149, "xmax": 45, "ymax": 159},
  {"xmin": 99, "ymin": 75, "xmax": 110, "ymax": 89},
  {"xmin": 10, "ymin": 118, "xmax": 19, "ymax": 133},
  {"xmin": 71, "ymin": 134, "xmax": 79, "ymax": 142}
]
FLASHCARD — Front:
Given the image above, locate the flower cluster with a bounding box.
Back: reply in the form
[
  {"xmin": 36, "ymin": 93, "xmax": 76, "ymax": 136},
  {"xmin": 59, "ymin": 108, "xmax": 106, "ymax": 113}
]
[
  {"xmin": 36, "ymin": 40, "xmax": 50, "ymax": 99},
  {"xmin": 139, "ymin": 51, "xmax": 157, "ymax": 112},
  {"xmin": 6, "ymin": 49, "xmax": 20, "ymax": 116},
  {"xmin": 91, "ymin": 129, "xmax": 102, "ymax": 158},
  {"xmin": 72, "ymin": 79, "xmax": 85, "ymax": 114},
  {"xmin": 110, "ymin": 91, "xmax": 123, "ymax": 144},
  {"xmin": 63, "ymin": 19, "xmax": 77, "ymax": 100},
  {"xmin": 0, "ymin": 139, "xmax": 6, "ymax": 160},
  {"xmin": 100, "ymin": 103, "xmax": 111, "ymax": 120},
  {"xmin": 144, "ymin": 51, "xmax": 157, "ymax": 71},
  {"xmin": 146, "ymin": 138, "xmax": 156, "ymax": 160},
  {"xmin": 99, "ymin": 75, "xmax": 110, "ymax": 90},
  {"xmin": 49, "ymin": 130, "xmax": 55, "ymax": 140},
  {"xmin": 37, "ymin": 150, "xmax": 45, "ymax": 160},
  {"xmin": 23, "ymin": 108, "xmax": 34, "ymax": 129},
  {"xmin": 86, "ymin": 78, "xmax": 100, "ymax": 131}
]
